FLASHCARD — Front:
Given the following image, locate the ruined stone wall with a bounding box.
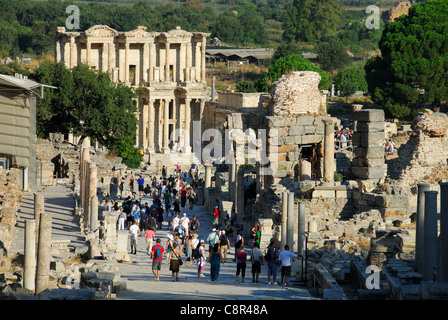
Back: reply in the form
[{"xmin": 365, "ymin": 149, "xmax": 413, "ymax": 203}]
[
  {"xmin": 388, "ymin": 1, "xmax": 411, "ymax": 22},
  {"xmin": 268, "ymin": 71, "xmax": 326, "ymax": 117}
]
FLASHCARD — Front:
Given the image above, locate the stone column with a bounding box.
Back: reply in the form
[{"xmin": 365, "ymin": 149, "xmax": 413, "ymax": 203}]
[
  {"xmin": 297, "ymin": 201, "xmax": 306, "ymax": 255},
  {"xmin": 90, "ymin": 195, "xmax": 99, "ymax": 232},
  {"xmin": 235, "ymin": 164, "xmax": 245, "ymax": 221},
  {"xmin": 437, "ymin": 183, "xmax": 448, "ymax": 282},
  {"xmin": 286, "ymin": 191, "xmax": 295, "ymax": 249},
  {"xmin": 108, "ymin": 42, "xmax": 115, "ymax": 75},
  {"xmin": 322, "ymin": 119, "xmax": 335, "ymax": 182},
  {"xmin": 24, "ymin": 219, "xmax": 36, "ymax": 293},
  {"xmin": 186, "ymin": 42, "xmax": 192, "ymax": 81},
  {"xmin": 300, "ymin": 160, "xmax": 312, "ymax": 181},
  {"xmin": 35, "ymin": 212, "xmax": 52, "ymax": 295},
  {"xmin": 204, "ymin": 163, "xmax": 212, "ymax": 207},
  {"xmin": 148, "ymin": 99, "xmax": 155, "ymax": 152},
  {"xmin": 149, "ymin": 41, "xmax": 155, "ymax": 82},
  {"xmin": 416, "ymin": 183, "xmax": 431, "ymax": 274},
  {"xmin": 70, "ymin": 36, "xmax": 76, "ymax": 68},
  {"xmin": 165, "ymin": 42, "xmax": 170, "ymax": 82},
  {"xmin": 87, "ymin": 161, "xmax": 97, "ymax": 230},
  {"xmin": 281, "ymin": 191, "xmax": 288, "ymax": 250},
  {"xmin": 201, "ymin": 35, "xmax": 206, "ymax": 82},
  {"xmin": 142, "ymin": 42, "xmax": 149, "ymax": 83},
  {"xmin": 423, "ymin": 190, "xmax": 438, "ymax": 281},
  {"xmin": 163, "ymin": 99, "xmax": 170, "ymax": 153},
  {"xmin": 184, "ymin": 98, "xmax": 191, "ymax": 154},
  {"xmin": 86, "ymin": 39, "xmax": 91, "ymax": 66},
  {"xmin": 104, "ymin": 211, "xmax": 121, "ymax": 248},
  {"xmin": 34, "ymin": 192, "xmax": 44, "ymax": 249}
]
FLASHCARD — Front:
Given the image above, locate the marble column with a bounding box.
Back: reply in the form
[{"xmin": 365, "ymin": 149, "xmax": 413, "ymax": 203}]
[
  {"xmin": 235, "ymin": 164, "xmax": 245, "ymax": 221},
  {"xmin": 70, "ymin": 36, "xmax": 76, "ymax": 68},
  {"xmin": 24, "ymin": 219, "xmax": 36, "ymax": 293},
  {"xmin": 204, "ymin": 163, "xmax": 212, "ymax": 207},
  {"xmin": 423, "ymin": 190, "xmax": 438, "ymax": 281},
  {"xmin": 165, "ymin": 42, "xmax": 170, "ymax": 82},
  {"xmin": 437, "ymin": 183, "xmax": 448, "ymax": 282},
  {"xmin": 149, "ymin": 41, "xmax": 155, "ymax": 82},
  {"xmin": 300, "ymin": 160, "xmax": 312, "ymax": 181},
  {"xmin": 33, "ymin": 192, "xmax": 44, "ymax": 250},
  {"xmin": 186, "ymin": 42, "xmax": 192, "ymax": 81},
  {"xmin": 163, "ymin": 99, "xmax": 170, "ymax": 153},
  {"xmin": 35, "ymin": 212, "xmax": 52, "ymax": 295},
  {"xmin": 90, "ymin": 195, "xmax": 99, "ymax": 232},
  {"xmin": 201, "ymin": 36, "xmax": 206, "ymax": 82},
  {"xmin": 323, "ymin": 119, "xmax": 335, "ymax": 182},
  {"xmin": 286, "ymin": 191, "xmax": 295, "ymax": 250},
  {"xmin": 184, "ymin": 98, "xmax": 191, "ymax": 154},
  {"xmin": 86, "ymin": 40, "xmax": 91, "ymax": 66},
  {"xmin": 297, "ymin": 201, "xmax": 306, "ymax": 255},
  {"xmin": 125, "ymin": 42, "xmax": 130, "ymax": 84},
  {"xmin": 416, "ymin": 183, "xmax": 431, "ymax": 274},
  {"xmin": 143, "ymin": 42, "xmax": 149, "ymax": 83},
  {"xmin": 148, "ymin": 99, "xmax": 155, "ymax": 152},
  {"xmin": 108, "ymin": 42, "xmax": 115, "ymax": 75},
  {"xmin": 281, "ymin": 191, "xmax": 288, "ymax": 250}
]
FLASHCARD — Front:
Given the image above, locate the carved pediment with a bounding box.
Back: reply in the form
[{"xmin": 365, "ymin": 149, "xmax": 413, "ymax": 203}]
[
  {"xmin": 166, "ymin": 26, "xmax": 193, "ymax": 39},
  {"xmin": 123, "ymin": 26, "xmax": 149, "ymax": 38},
  {"xmin": 85, "ymin": 25, "xmax": 118, "ymax": 38}
]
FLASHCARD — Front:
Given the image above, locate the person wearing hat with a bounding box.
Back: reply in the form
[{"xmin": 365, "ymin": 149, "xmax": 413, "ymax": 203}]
[{"xmin": 197, "ymin": 239, "xmax": 206, "ymax": 278}]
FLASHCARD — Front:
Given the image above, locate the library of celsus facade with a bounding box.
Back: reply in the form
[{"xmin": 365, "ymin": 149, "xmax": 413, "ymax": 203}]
[{"xmin": 55, "ymin": 25, "xmax": 211, "ymax": 155}]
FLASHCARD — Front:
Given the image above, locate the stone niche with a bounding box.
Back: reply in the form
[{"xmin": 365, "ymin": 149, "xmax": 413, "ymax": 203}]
[{"xmin": 268, "ymin": 71, "xmax": 326, "ymax": 117}]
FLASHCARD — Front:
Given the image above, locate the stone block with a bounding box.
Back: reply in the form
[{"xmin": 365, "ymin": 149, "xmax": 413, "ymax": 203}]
[
  {"xmin": 360, "ymin": 131, "xmax": 385, "ymax": 148},
  {"xmin": 354, "ymin": 146, "xmax": 384, "ymax": 159},
  {"xmin": 375, "ymin": 195, "xmax": 409, "ymax": 209},
  {"xmin": 351, "ymin": 166, "xmax": 386, "ymax": 179},
  {"xmin": 289, "ymin": 125, "xmax": 306, "ymax": 136},
  {"xmin": 352, "ymin": 157, "xmax": 385, "ymax": 168},
  {"xmin": 301, "ymin": 134, "xmax": 323, "ymax": 144},
  {"xmin": 296, "ymin": 115, "xmax": 315, "ymax": 126},
  {"xmin": 356, "ymin": 121, "xmax": 385, "ymax": 133},
  {"xmin": 352, "ymin": 109, "xmax": 385, "ymax": 122}
]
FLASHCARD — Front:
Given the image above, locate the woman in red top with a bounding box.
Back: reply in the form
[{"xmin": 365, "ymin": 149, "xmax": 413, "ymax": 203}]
[{"xmin": 235, "ymin": 245, "xmax": 247, "ymax": 283}]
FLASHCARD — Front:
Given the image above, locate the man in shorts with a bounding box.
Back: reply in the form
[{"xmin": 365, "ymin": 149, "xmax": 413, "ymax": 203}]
[
  {"xmin": 278, "ymin": 244, "xmax": 297, "ymax": 286},
  {"xmin": 151, "ymin": 238, "xmax": 165, "ymax": 281},
  {"xmin": 129, "ymin": 220, "xmax": 140, "ymax": 254}
]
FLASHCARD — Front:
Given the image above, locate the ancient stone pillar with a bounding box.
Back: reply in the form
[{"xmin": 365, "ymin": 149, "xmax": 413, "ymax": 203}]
[
  {"xmin": 437, "ymin": 183, "xmax": 448, "ymax": 282},
  {"xmin": 297, "ymin": 201, "xmax": 306, "ymax": 255},
  {"xmin": 24, "ymin": 219, "xmax": 36, "ymax": 293},
  {"xmin": 34, "ymin": 192, "xmax": 44, "ymax": 249},
  {"xmin": 125, "ymin": 42, "xmax": 130, "ymax": 84},
  {"xmin": 280, "ymin": 191, "xmax": 288, "ymax": 250},
  {"xmin": 322, "ymin": 119, "xmax": 335, "ymax": 182},
  {"xmin": 300, "ymin": 160, "xmax": 311, "ymax": 181},
  {"xmin": 236, "ymin": 164, "xmax": 245, "ymax": 221},
  {"xmin": 90, "ymin": 195, "xmax": 99, "ymax": 232},
  {"xmin": 70, "ymin": 36, "xmax": 76, "ymax": 69},
  {"xmin": 201, "ymin": 35, "xmax": 206, "ymax": 82},
  {"xmin": 204, "ymin": 163, "xmax": 212, "ymax": 207},
  {"xmin": 184, "ymin": 98, "xmax": 191, "ymax": 154},
  {"xmin": 163, "ymin": 99, "xmax": 170, "ymax": 153},
  {"xmin": 86, "ymin": 161, "xmax": 97, "ymax": 230},
  {"xmin": 86, "ymin": 39, "xmax": 91, "ymax": 66},
  {"xmin": 228, "ymin": 152, "xmax": 236, "ymax": 202},
  {"xmin": 286, "ymin": 191, "xmax": 295, "ymax": 249},
  {"xmin": 148, "ymin": 99, "xmax": 155, "ymax": 152},
  {"xmin": 143, "ymin": 42, "xmax": 149, "ymax": 83},
  {"xmin": 165, "ymin": 42, "xmax": 170, "ymax": 82},
  {"xmin": 35, "ymin": 212, "xmax": 52, "ymax": 295},
  {"xmin": 104, "ymin": 211, "xmax": 121, "ymax": 247},
  {"xmin": 416, "ymin": 183, "xmax": 431, "ymax": 274},
  {"xmin": 423, "ymin": 190, "xmax": 438, "ymax": 281}
]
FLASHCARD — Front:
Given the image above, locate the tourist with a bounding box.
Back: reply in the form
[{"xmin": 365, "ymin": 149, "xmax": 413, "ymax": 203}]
[
  {"xmin": 117, "ymin": 207, "xmax": 126, "ymax": 231},
  {"xmin": 173, "ymin": 197, "xmax": 180, "ymax": 215},
  {"xmin": 166, "ymin": 205, "xmax": 174, "ymax": 230},
  {"xmin": 145, "ymin": 226, "xmax": 155, "ymax": 255},
  {"xmin": 172, "ymin": 213, "xmax": 180, "ymax": 232},
  {"xmin": 219, "ymin": 230, "xmax": 230, "ymax": 264},
  {"xmin": 189, "ymin": 215, "xmax": 200, "ymax": 235},
  {"xmin": 167, "ymin": 242, "xmax": 182, "ymax": 282},
  {"xmin": 278, "ymin": 244, "xmax": 298, "ymax": 286},
  {"xmin": 180, "ymin": 185, "xmax": 187, "ymax": 208},
  {"xmin": 187, "ymin": 187, "xmax": 196, "ymax": 209},
  {"xmin": 210, "ymin": 243, "xmax": 221, "ymax": 281},
  {"xmin": 213, "ymin": 206, "xmax": 220, "ymax": 228},
  {"xmin": 266, "ymin": 241, "xmax": 277, "ymax": 285},
  {"xmin": 156, "ymin": 204, "xmax": 164, "ymax": 230},
  {"xmin": 206, "ymin": 228, "xmax": 219, "ymax": 261},
  {"xmin": 180, "ymin": 212, "xmax": 190, "ymax": 235},
  {"xmin": 129, "ymin": 176, "xmax": 134, "ymax": 193},
  {"xmin": 252, "ymin": 225, "xmax": 261, "ymax": 246},
  {"xmin": 151, "ymin": 238, "xmax": 164, "ymax": 281},
  {"xmin": 184, "ymin": 234, "xmax": 194, "ymax": 266},
  {"xmin": 173, "ymin": 232, "xmax": 183, "ymax": 253},
  {"xmin": 175, "ymin": 223, "xmax": 187, "ymax": 244},
  {"xmin": 233, "ymin": 231, "xmax": 244, "ymax": 262},
  {"xmin": 251, "ymin": 242, "xmax": 263, "ymax": 283},
  {"xmin": 235, "ymin": 245, "xmax": 247, "ymax": 283},
  {"xmin": 140, "ymin": 208, "xmax": 149, "ymax": 233},
  {"xmin": 164, "ymin": 189, "xmax": 171, "ymax": 212},
  {"xmin": 197, "ymin": 239, "xmax": 206, "ymax": 278},
  {"xmin": 129, "ymin": 220, "xmax": 140, "ymax": 254},
  {"xmin": 137, "ymin": 175, "xmax": 145, "ymax": 197}
]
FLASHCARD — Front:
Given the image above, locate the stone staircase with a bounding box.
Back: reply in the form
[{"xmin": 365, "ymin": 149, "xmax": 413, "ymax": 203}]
[{"xmin": 149, "ymin": 152, "xmax": 202, "ymax": 175}]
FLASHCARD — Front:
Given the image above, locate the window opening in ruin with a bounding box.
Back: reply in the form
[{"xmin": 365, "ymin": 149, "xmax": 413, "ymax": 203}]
[
  {"xmin": 169, "ymin": 65, "xmax": 174, "ymax": 81},
  {"xmin": 299, "ymin": 144, "xmax": 321, "ymax": 180},
  {"xmin": 129, "ymin": 65, "xmax": 136, "ymax": 85}
]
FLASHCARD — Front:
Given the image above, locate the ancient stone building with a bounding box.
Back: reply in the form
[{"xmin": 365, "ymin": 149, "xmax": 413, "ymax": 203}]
[{"xmin": 55, "ymin": 25, "xmax": 211, "ymax": 156}]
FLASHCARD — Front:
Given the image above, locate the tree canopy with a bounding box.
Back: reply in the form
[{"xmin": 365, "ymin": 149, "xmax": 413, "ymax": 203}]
[{"xmin": 365, "ymin": 0, "xmax": 448, "ymax": 119}]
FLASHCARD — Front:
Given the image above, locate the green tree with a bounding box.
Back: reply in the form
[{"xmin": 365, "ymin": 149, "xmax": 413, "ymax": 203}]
[
  {"xmin": 282, "ymin": 0, "xmax": 342, "ymax": 43},
  {"xmin": 333, "ymin": 67, "xmax": 368, "ymax": 100},
  {"xmin": 365, "ymin": 0, "xmax": 448, "ymax": 119},
  {"xmin": 255, "ymin": 54, "xmax": 329, "ymax": 92},
  {"xmin": 316, "ymin": 39, "xmax": 351, "ymax": 74}
]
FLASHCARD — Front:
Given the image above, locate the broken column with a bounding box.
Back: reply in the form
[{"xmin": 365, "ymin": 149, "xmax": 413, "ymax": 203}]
[
  {"xmin": 35, "ymin": 212, "xmax": 52, "ymax": 295},
  {"xmin": 90, "ymin": 195, "xmax": 99, "ymax": 232},
  {"xmin": 423, "ymin": 190, "xmax": 438, "ymax": 281},
  {"xmin": 300, "ymin": 160, "xmax": 311, "ymax": 181},
  {"xmin": 280, "ymin": 191, "xmax": 288, "ymax": 250},
  {"xmin": 322, "ymin": 118, "xmax": 335, "ymax": 182},
  {"xmin": 437, "ymin": 183, "xmax": 448, "ymax": 282},
  {"xmin": 351, "ymin": 109, "xmax": 386, "ymax": 181},
  {"xmin": 235, "ymin": 164, "xmax": 245, "ymax": 221},
  {"xmin": 415, "ymin": 183, "xmax": 431, "ymax": 274},
  {"xmin": 297, "ymin": 201, "xmax": 306, "ymax": 255},
  {"xmin": 24, "ymin": 219, "xmax": 36, "ymax": 293},
  {"xmin": 286, "ymin": 191, "xmax": 295, "ymax": 249},
  {"xmin": 33, "ymin": 191, "xmax": 44, "ymax": 249}
]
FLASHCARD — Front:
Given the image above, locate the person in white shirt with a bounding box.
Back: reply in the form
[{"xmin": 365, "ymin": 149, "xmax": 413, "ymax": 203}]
[
  {"xmin": 278, "ymin": 245, "xmax": 297, "ymax": 286},
  {"xmin": 180, "ymin": 213, "xmax": 190, "ymax": 235},
  {"xmin": 172, "ymin": 213, "xmax": 180, "ymax": 232},
  {"xmin": 129, "ymin": 221, "xmax": 140, "ymax": 254}
]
